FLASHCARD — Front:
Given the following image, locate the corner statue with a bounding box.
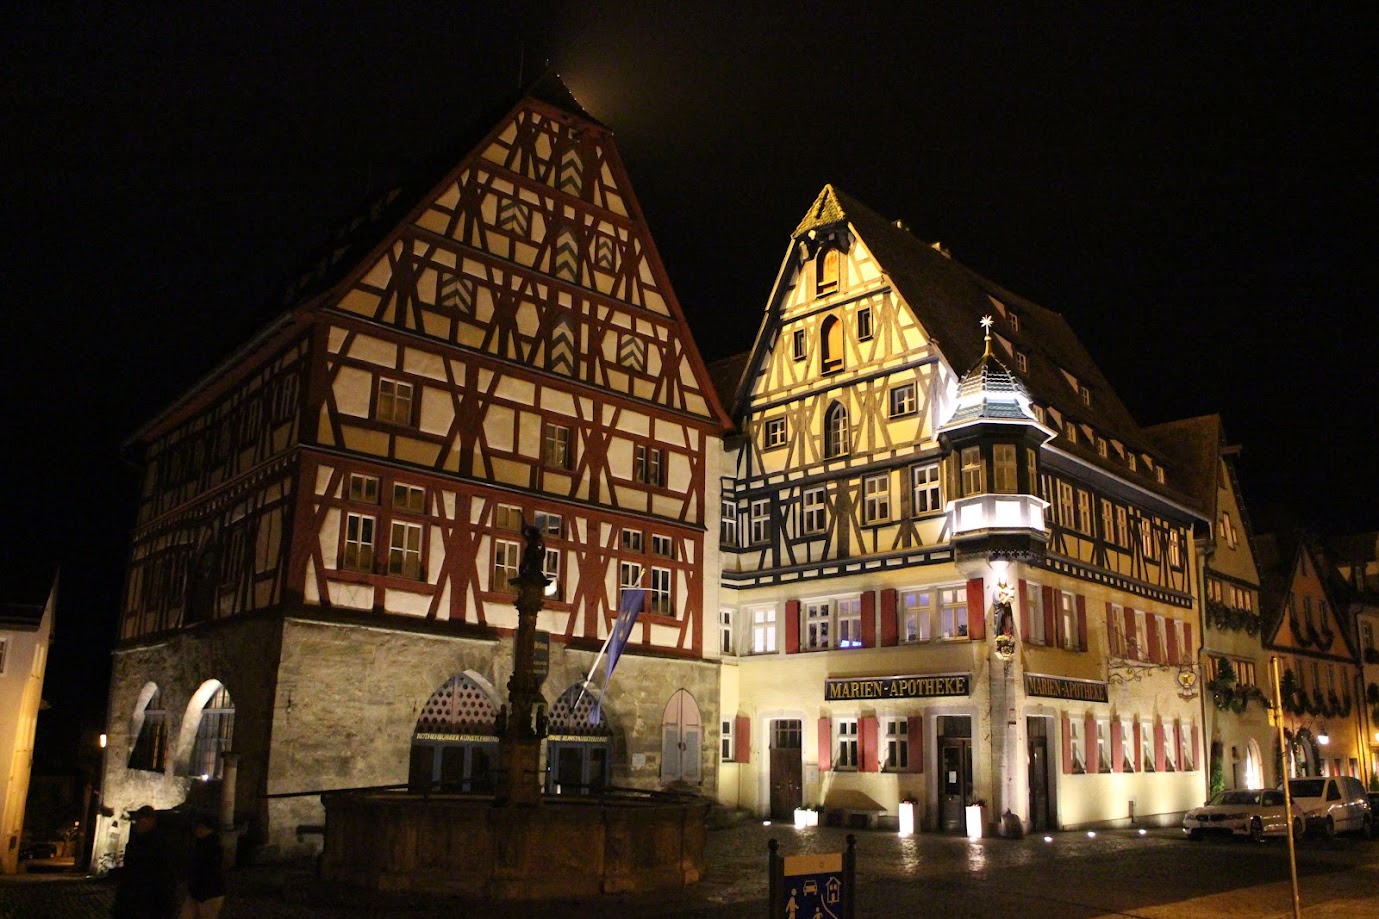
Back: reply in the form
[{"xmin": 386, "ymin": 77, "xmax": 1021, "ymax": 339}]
[{"xmin": 993, "ymin": 579, "xmax": 1016, "ymax": 661}]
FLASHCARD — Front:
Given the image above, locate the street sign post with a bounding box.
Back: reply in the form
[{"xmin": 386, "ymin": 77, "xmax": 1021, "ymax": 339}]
[{"xmin": 768, "ymin": 834, "xmax": 856, "ymax": 919}]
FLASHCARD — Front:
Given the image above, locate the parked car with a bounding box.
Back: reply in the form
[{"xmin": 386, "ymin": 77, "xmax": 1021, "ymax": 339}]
[
  {"xmin": 1184, "ymin": 788, "xmax": 1304, "ymax": 841},
  {"xmin": 1287, "ymin": 776, "xmax": 1372, "ymax": 837},
  {"xmin": 18, "ymin": 841, "xmax": 57, "ymax": 860}
]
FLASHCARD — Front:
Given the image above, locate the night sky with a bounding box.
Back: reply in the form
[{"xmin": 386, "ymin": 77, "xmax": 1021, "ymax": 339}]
[{"xmin": 4, "ymin": 4, "xmax": 1374, "ymax": 759}]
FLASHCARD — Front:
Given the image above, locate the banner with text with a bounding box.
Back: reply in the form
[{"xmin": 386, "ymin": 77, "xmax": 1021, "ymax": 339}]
[
  {"xmin": 1023, "ymin": 673, "xmax": 1109, "ymax": 704},
  {"xmin": 824, "ymin": 673, "xmax": 971, "ymax": 702}
]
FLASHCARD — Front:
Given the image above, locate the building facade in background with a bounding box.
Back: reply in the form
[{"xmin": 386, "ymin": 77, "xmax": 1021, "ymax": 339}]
[
  {"xmin": 1, "ymin": 571, "xmax": 54, "ymax": 873},
  {"xmin": 98, "ymin": 76, "xmax": 728, "ymax": 860},
  {"xmin": 714, "ymin": 186, "xmax": 1207, "ymax": 832}
]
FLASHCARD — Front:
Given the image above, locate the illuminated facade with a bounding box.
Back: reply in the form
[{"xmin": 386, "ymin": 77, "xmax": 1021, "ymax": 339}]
[
  {"xmin": 1333, "ymin": 533, "xmax": 1379, "ymax": 779},
  {"xmin": 98, "ymin": 76, "xmax": 728, "ymax": 860},
  {"xmin": 715, "ymin": 186, "xmax": 1208, "ymax": 832},
  {"xmin": 0, "ymin": 571, "xmax": 54, "ymax": 873}
]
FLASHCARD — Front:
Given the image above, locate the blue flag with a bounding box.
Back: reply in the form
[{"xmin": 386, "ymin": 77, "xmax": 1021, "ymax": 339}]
[{"xmin": 591, "ymin": 587, "xmax": 643, "ymax": 724}]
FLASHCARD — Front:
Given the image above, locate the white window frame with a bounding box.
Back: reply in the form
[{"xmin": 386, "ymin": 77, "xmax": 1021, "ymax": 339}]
[
  {"xmin": 1069, "ymin": 717, "xmax": 1086, "ymax": 774},
  {"xmin": 377, "ymin": 378, "xmax": 415, "ymax": 425},
  {"xmin": 721, "ymin": 500, "xmax": 738, "ymax": 548},
  {"xmin": 1120, "ymin": 717, "xmax": 1136, "ymax": 772},
  {"xmin": 1141, "ymin": 719, "xmax": 1156, "ymax": 772},
  {"xmin": 1057, "ymin": 481, "xmax": 1075, "ymax": 528},
  {"xmin": 619, "ymin": 560, "xmax": 645, "ymax": 610},
  {"xmin": 884, "ymin": 718, "xmax": 909, "ymax": 771},
  {"xmin": 387, "ymin": 520, "xmax": 423, "ymax": 579},
  {"xmin": 1164, "ymin": 721, "xmax": 1179, "ymax": 772},
  {"xmin": 939, "ymin": 586, "xmax": 968, "ymax": 640},
  {"xmin": 649, "ymin": 566, "xmax": 672, "ymax": 615},
  {"xmin": 1027, "ymin": 583, "xmax": 1046, "ymax": 645},
  {"xmin": 792, "ymin": 328, "xmax": 806, "ymax": 361},
  {"xmin": 543, "ymin": 423, "xmax": 573, "ymax": 469},
  {"xmin": 993, "ymin": 443, "xmax": 1017, "ymax": 494},
  {"xmin": 393, "ymin": 483, "xmax": 425, "ymax": 513},
  {"xmin": 836, "ymin": 718, "xmax": 859, "ymax": 769},
  {"xmin": 802, "ymin": 487, "xmax": 827, "ymax": 535},
  {"xmin": 751, "ymin": 607, "xmax": 777, "ymax": 654},
  {"xmin": 1077, "ymin": 489, "xmax": 1093, "ymax": 535},
  {"xmin": 901, "ymin": 589, "xmax": 932, "ymax": 643},
  {"xmin": 493, "ymin": 538, "xmax": 520, "ymax": 591},
  {"xmin": 804, "ymin": 600, "xmax": 833, "ymax": 650},
  {"xmin": 349, "ymin": 473, "xmax": 379, "ymax": 503},
  {"xmin": 911, "ymin": 463, "xmax": 941, "ymax": 515},
  {"xmin": 1096, "ymin": 719, "xmax": 1111, "ymax": 773},
  {"xmin": 889, "ymin": 382, "xmax": 916, "ymax": 417},
  {"xmin": 720, "ymin": 609, "xmax": 735, "ymax": 655},
  {"xmin": 1134, "ymin": 609, "xmax": 1148, "ymax": 662},
  {"xmin": 1060, "ymin": 591, "xmax": 1077, "ymax": 650},
  {"xmin": 1015, "ymin": 351, "xmax": 1028, "ymax": 373},
  {"xmin": 863, "ymin": 474, "xmax": 890, "ymax": 523},
  {"xmin": 1115, "ymin": 505, "xmax": 1130, "ymax": 547},
  {"xmin": 635, "ymin": 444, "xmax": 665, "ymax": 487},
  {"xmin": 721, "ymin": 718, "xmax": 735, "ymax": 761},
  {"xmin": 960, "ymin": 446, "xmax": 985, "ymax": 496},
  {"xmin": 1108, "ymin": 602, "xmax": 1125, "ymax": 657},
  {"xmin": 543, "ymin": 546, "xmax": 562, "ymax": 599},
  {"xmin": 750, "ymin": 499, "xmax": 771, "ymax": 545},
  {"xmin": 836, "ymin": 597, "xmax": 862, "ymax": 648},
  {"xmin": 764, "ymin": 417, "xmax": 786, "ymax": 449},
  {"xmin": 1180, "ymin": 721, "xmax": 1195, "ymax": 771},
  {"xmin": 1099, "ymin": 498, "xmax": 1114, "ymax": 542},
  {"xmin": 344, "ymin": 512, "xmax": 376, "ymax": 572}
]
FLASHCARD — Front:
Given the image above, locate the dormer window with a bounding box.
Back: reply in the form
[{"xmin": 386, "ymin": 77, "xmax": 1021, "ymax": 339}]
[
  {"xmin": 1155, "ymin": 467, "xmax": 1165, "ymax": 484},
  {"xmin": 1080, "ymin": 386, "xmax": 1091, "ymax": 406},
  {"xmin": 1010, "ymin": 312, "xmax": 1021, "ymax": 332},
  {"xmin": 1066, "ymin": 424, "xmax": 1078, "ymax": 445},
  {"xmin": 1128, "ymin": 454, "xmax": 1138, "ymax": 472},
  {"xmin": 1096, "ymin": 437, "xmax": 1108, "ymax": 458},
  {"xmin": 820, "ymin": 315, "xmax": 844, "ymax": 374},
  {"xmin": 816, "ymin": 247, "xmax": 840, "ymax": 297},
  {"xmin": 1015, "ymin": 351, "xmax": 1028, "ymax": 374}
]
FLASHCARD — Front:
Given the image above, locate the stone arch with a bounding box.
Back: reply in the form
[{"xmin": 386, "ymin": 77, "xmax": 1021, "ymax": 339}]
[
  {"xmin": 545, "ymin": 682, "xmax": 612, "ymax": 796},
  {"xmin": 173, "ymin": 680, "xmax": 235, "ymax": 779},
  {"xmin": 128, "ymin": 682, "xmax": 168, "ymax": 772},
  {"xmin": 660, "ymin": 689, "xmax": 703, "ymax": 784},
  {"xmin": 408, "ymin": 672, "xmax": 503, "ymax": 793}
]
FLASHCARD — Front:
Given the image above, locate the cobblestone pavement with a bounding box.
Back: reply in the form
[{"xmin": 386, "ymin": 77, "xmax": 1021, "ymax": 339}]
[{"xmin": 5, "ymin": 823, "xmax": 1379, "ymax": 918}]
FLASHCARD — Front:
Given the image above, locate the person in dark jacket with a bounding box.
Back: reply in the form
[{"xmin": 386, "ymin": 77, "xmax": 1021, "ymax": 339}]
[
  {"xmin": 179, "ymin": 815, "xmax": 226, "ymax": 919},
  {"xmin": 111, "ymin": 805, "xmax": 178, "ymax": 919}
]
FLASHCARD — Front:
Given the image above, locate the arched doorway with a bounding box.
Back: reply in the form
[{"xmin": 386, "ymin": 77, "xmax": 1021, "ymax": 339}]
[
  {"xmin": 660, "ymin": 689, "xmax": 702, "ymax": 785},
  {"xmin": 177, "ymin": 680, "xmax": 235, "ymax": 779},
  {"xmin": 409, "ymin": 673, "xmax": 500, "ymax": 793},
  {"xmin": 1244, "ymin": 738, "xmax": 1264, "ymax": 788},
  {"xmin": 545, "ymin": 683, "xmax": 611, "ymax": 795}
]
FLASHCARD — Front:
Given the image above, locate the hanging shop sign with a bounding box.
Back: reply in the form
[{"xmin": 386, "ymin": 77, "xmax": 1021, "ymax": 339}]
[
  {"xmin": 824, "ymin": 673, "xmax": 971, "ymax": 701},
  {"xmin": 1024, "ymin": 673, "xmax": 1109, "ymax": 704}
]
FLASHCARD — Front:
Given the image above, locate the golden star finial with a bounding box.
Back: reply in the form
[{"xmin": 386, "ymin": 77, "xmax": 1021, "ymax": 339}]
[{"xmin": 980, "ymin": 315, "xmax": 993, "ymax": 357}]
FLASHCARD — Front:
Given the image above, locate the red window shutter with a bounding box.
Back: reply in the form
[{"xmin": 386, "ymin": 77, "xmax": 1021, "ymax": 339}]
[
  {"xmin": 860, "ymin": 591, "xmax": 876, "ymax": 649},
  {"xmin": 1134, "ymin": 720, "xmax": 1143, "ymax": 771},
  {"xmin": 735, "ymin": 714, "xmax": 751, "ymax": 764},
  {"xmin": 880, "ymin": 588, "xmax": 898, "ymax": 647},
  {"xmin": 1166, "ymin": 617, "xmax": 1179, "ymax": 663},
  {"xmin": 1184, "ymin": 623, "xmax": 1193, "ymax": 665},
  {"xmin": 818, "ymin": 717, "xmax": 832, "ymax": 772},
  {"xmin": 1147, "ymin": 615, "xmax": 1161, "ymax": 664},
  {"xmin": 1154, "ymin": 719, "xmax": 1166, "ymax": 773},
  {"xmin": 1123, "ymin": 606, "xmax": 1137, "ymax": 660},
  {"xmin": 1174, "ymin": 721, "xmax": 1183, "ymax": 768},
  {"xmin": 1076, "ymin": 595, "xmax": 1088, "ymax": 651},
  {"xmin": 966, "ymin": 578, "xmax": 985, "ymax": 640},
  {"xmin": 786, "ymin": 600, "xmax": 801, "ymax": 654},
  {"xmin": 1019, "ymin": 580, "xmax": 1030, "ymax": 642},
  {"xmin": 1043, "ymin": 585, "xmax": 1056, "ymax": 647},
  {"xmin": 1111, "ymin": 718, "xmax": 1123, "ymax": 773},
  {"xmin": 1085, "ymin": 713, "xmax": 1097, "ymax": 772},
  {"xmin": 1061, "ymin": 714, "xmax": 1073, "ymax": 775},
  {"xmin": 1105, "ymin": 602, "xmax": 1118, "ymax": 656},
  {"xmin": 1191, "ymin": 721, "xmax": 1200, "ymax": 769},
  {"xmin": 908, "ymin": 715, "xmax": 923, "ymax": 773},
  {"xmin": 861, "ymin": 716, "xmax": 879, "ymax": 773}
]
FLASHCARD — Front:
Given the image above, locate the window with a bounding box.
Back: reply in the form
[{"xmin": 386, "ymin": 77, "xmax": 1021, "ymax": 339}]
[
  {"xmin": 1057, "ymin": 481, "xmax": 1074, "ymax": 527},
  {"xmin": 820, "ymin": 315, "xmax": 844, "ymax": 373},
  {"xmin": 1127, "ymin": 453, "xmax": 1138, "ymax": 472},
  {"xmin": 802, "ymin": 487, "xmax": 828, "ymax": 534},
  {"xmin": 1155, "ymin": 466, "xmax": 1166, "ymax": 484},
  {"xmin": 1027, "ymin": 584, "xmax": 1045, "ymax": 645},
  {"xmin": 495, "ymin": 504, "xmax": 523, "ymax": 531},
  {"xmin": 1080, "ymin": 386, "xmax": 1091, "ymax": 406},
  {"xmin": 621, "ymin": 528, "xmax": 643, "ymax": 552},
  {"xmin": 1164, "ymin": 721, "xmax": 1178, "ymax": 772},
  {"xmin": 960, "ymin": 446, "xmax": 985, "ymax": 496},
  {"xmin": 652, "ymin": 534, "xmax": 674, "ymax": 559},
  {"xmin": 804, "ymin": 600, "xmax": 832, "ymax": 650},
  {"xmin": 889, "ymin": 383, "xmax": 916, "ymax": 417},
  {"xmin": 1077, "ymin": 490, "xmax": 1093, "ymax": 535},
  {"xmin": 1065, "ymin": 424, "xmax": 1078, "ymax": 445},
  {"xmin": 764, "ymin": 417, "xmax": 787, "ymax": 449},
  {"xmin": 493, "ymin": 539, "xmax": 520, "ymax": 591},
  {"xmin": 1140, "ymin": 518, "xmax": 1158, "ymax": 560},
  {"xmin": 824, "ymin": 402, "xmax": 849, "ymax": 458},
  {"xmin": 1069, "ymin": 718, "xmax": 1086, "ymax": 774},
  {"xmin": 857, "ymin": 307, "xmax": 873, "ymax": 341},
  {"xmin": 128, "ymin": 688, "xmax": 168, "ymax": 772},
  {"xmin": 1059, "ymin": 591, "xmax": 1077, "ymax": 650},
  {"xmin": 751, "ymin": 607, "xmax": 777, "ymax": 654},
  {"xmin": 1120, "ymin": 717, "xmax": 1136, "ymax": 772},
  {"xmin": 720, "ymin": 610, "xmax": 735, "ymax": 655},
  {"xmin": 1156, "ymin": 615, "xmax": 1169, "ymax": 662},
  {"xmin": 1009, "ymin": 312, "xmax": 1020, "ymax": 332},
  {"xmin": 543, "ymin": 546, "xmax": 562, "ymax": 598},
  {"xmin": 1140, "ymin": 719, "xmax": 1155, "ymax": 772},
  {"xmin": 900, "ymin": 589, "xmax": 932, "ymax": 642},
  {"xmin": 721, "ymin": 719, "xmax": 735, "ymax": 761},
  {"xmin": 816, "ymin": 247, "xmax": 839, "ymax": 296},
  {"xmin": 885, "ymin": 720, "xmax": 909, "ymax": 770},
  {"xmin": 863, "ymin": 474, "xmax": 890, "ymax": 523},
  {"xmin": 349, "ymin": 474, "xmax": 380, "ymax": 503},
  {"xmin": 1099, "ymin": 499, "xmax": 1114, "ymax": 542},
  {"xmin": 939, "ymin": 587, "xmax": 968, "ymax": 640},
  {"xmin": 619, "ymin": 560, "xmax": 645, "ymax": 611},
  {"xmin": 750, "ymin": 499, "xmax": 771, "ymax": 545},
  {"xmin": 1015, "ymin": 351, "xmax": 1028, "ymax": 374},
  {"xmin": 1115, "ymin": 506, "xmax": 1129, "ymax": 548},
  {"xmin": 543, "ymin": 423, "xmax": 573, "ymax": 469},
  {"xmin": 721, "ymin": 500, "xmax": 738, "ymax": 547},
  {"xmin": 377, "ymin": 378, "xmax": 415, "ymax": 425},
  {"xmin": 649, "ymin": 566, "xmax": 672, "ymax": 615},
  {"xmin": 1108, "ymin": 603, "xmax": 1125, "ymax": 657},
  {"xmin": 635, "ymin": 445, "xmax": 665, "ymax": 487},
  {"xmin": 1220, "ymin": 511, "xmax": 1238, "ymax": 549},
  {"xmin": 1180, "ymin": 722, "xmax": 1195, "ymax": 771},
  {"xmin": 393, "ymin": 483, "xmax": 425, "ymax": 513},
  {"xmin": 1097, "ymin": 437, "xmax": 1108, "ymax": 458},
  {"xmin": 534, "ymin": 511, "xmax": 562, "ymax": 537},
  {"xmin": 343, "ymin": 513, "xmax": 376, "ymax": 572},
  {"xmin": 1168, "ymin": 530, "xmax": 1182, "ymax": 568},
  {"xmin": 189, "ymin": 684, "xmax": 235, "ymax": 780},
  {"xmin": 836, "ymin": 598, "xmax": 862, "ymax": 648},
  {"xmin": 792, "ymin": 328, "xmax": 806, "ymax": 361},
  {"xmin": 836, "ymin": 719, "xmax": 859, "ymax": 769},
  {"xmin": 1133, "ymin": 609, "xmax": 1148, "ymax": 662},
  {"xmin": 1026, "ymin": 448, "xmax": 1038, "ymax": 493},
  {"xmin": 1096, "ymin": 720, "xmax": 1111, "ymax": 773},
  {"xmin": 993, "ymin": 444, "xmax": 1017, "ymax": 494},
  {"xmin": 911, "ymin": 464, "xmax": 942, "ymax": 515},
  {"xmin": 388, "ymin": 521, "xmax": 423, "ymax": 579}
]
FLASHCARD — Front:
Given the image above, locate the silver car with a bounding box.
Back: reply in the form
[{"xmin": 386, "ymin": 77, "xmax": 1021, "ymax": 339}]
[
  {"xmin": 1287, "ymin": 776, "xmax": 1372, "ymax": 837},
  {"xmin": 1183, "ymin": 789, "xmax": 1303, "ymax": 841}
]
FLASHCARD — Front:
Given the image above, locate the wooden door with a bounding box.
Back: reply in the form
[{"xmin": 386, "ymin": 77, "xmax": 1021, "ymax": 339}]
[
  {"xmin": 769, "ymin": 719, "xmax": 803, "ymax": 820},
  {"xmin": 1028, "ymin": 716, "xmax": 1051, "ymax": 831}
]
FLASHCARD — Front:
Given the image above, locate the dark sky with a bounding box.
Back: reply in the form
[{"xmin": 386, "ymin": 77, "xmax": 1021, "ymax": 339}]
[{"xmin": 4, "ymin": 3, "xmax": 1375, "ymax": 755}]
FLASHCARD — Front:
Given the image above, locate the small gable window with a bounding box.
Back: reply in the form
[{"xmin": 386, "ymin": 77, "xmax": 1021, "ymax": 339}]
[
  {"xmin": 820, "ymin": 315, "xmax": 844, "ymax": 374},
  {"xmin": 824, "ymin": 402, "xmax": 850, "ymax": 459},
  {"xmin": 857, "ymin": 307, "xmax": 873, "ymax": 341},
  {"xmin": 816, "ymin": 247, "xmax": 840, "ymax": 297}
]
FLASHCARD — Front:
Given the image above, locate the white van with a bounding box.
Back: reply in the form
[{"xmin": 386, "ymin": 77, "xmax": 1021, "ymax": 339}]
[{"xmin": 1287, "ymin": 776, "xmax": 1372, "ymax": 837}]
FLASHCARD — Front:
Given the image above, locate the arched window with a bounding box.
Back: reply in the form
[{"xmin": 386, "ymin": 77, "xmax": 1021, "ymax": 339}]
[
  {"xmin": 128, "ymin": 684, "xmax": 167, "ymax": 772},
  {"xmin": 824, "ymin": 402, "xmax": 849, "ymax": 459},
  {"xmin": 816, "ymin": 247, "xmax": 839, "ymax": 297},
  {"xmin": 660, "ymin": 689, "xmax": 703, "ymax": 784},
  {"xmin": 820, "ymin": 315, "xmax": 844, "ymax": 373},
  {"xmin": 409, "ymin": 672, "xmax": 500, "ymax": 793},
  {"xmin": 186, "ymin": 683, "xmax": 235, "ymax": 780},
  {"xmin": 546, "ymin": 684, "xmax": 612, "ymax": 795}
]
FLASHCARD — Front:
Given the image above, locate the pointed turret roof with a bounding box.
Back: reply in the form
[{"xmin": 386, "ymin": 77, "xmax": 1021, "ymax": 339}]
[{"xmin": 941, "ymin": 320, "xmax": 1041, "ymax": 426}]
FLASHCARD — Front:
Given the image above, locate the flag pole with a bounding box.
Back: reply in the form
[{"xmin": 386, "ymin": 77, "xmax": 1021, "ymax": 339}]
[{"xmin": 574, "ymin": 571, "xmax": 648, "ymax": 709}]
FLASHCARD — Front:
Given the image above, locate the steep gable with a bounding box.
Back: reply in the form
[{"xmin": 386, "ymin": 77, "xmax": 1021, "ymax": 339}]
[{"xmin": 1264, "ymin": 537, "xmax": 1356, "ymax": 662}]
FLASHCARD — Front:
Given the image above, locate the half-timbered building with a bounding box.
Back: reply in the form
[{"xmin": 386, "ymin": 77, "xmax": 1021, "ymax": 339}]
[
  {"xmin": 715, "ymin": 186, "xmax": 1209, "ymax": 833},
  {"xmin": 98, "ymin": 75, "xmax": 729, "ymax": 860},
  {"xmin": 1333, "ymin": 532, "xmax": 1379, "ymax": 782},
  {"xmin": 1148, "ymin": 415, "xmax": 1274, "ymax": 794},
  {"xmin": 1258, "ymin": 534, "xmax": 1365, "ymax": 784}
]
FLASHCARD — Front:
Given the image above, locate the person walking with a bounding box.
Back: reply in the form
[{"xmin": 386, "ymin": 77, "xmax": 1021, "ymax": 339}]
[
  {"xmin": 111, "ymin": 805, "xmax": 178, "ymax": 919},
  {"xmin": 179, "ymin": 815, "xmax": 227, "ymax": 919}
]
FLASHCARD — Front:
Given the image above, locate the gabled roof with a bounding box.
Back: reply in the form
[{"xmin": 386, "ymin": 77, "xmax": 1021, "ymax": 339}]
[
  {"xmin": 0, "ymin": 566, "xmax": 56, "ymax": 632},
  {"xmin": 1143, "ymin": 414, "xmax": 1222, "ymax": 518},
  {"xmin": 753, "ymin": 184, "xmax": 1192, "ymax": 504},
  {"xmin": 1258, "ymin": 531, "xmax": 1357, "ymax": 660}
]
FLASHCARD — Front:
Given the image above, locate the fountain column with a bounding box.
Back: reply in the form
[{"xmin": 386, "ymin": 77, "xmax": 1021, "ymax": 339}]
[{"xmin": 496, "ymin": 523, "xmax": 550, "ymax": 807}]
